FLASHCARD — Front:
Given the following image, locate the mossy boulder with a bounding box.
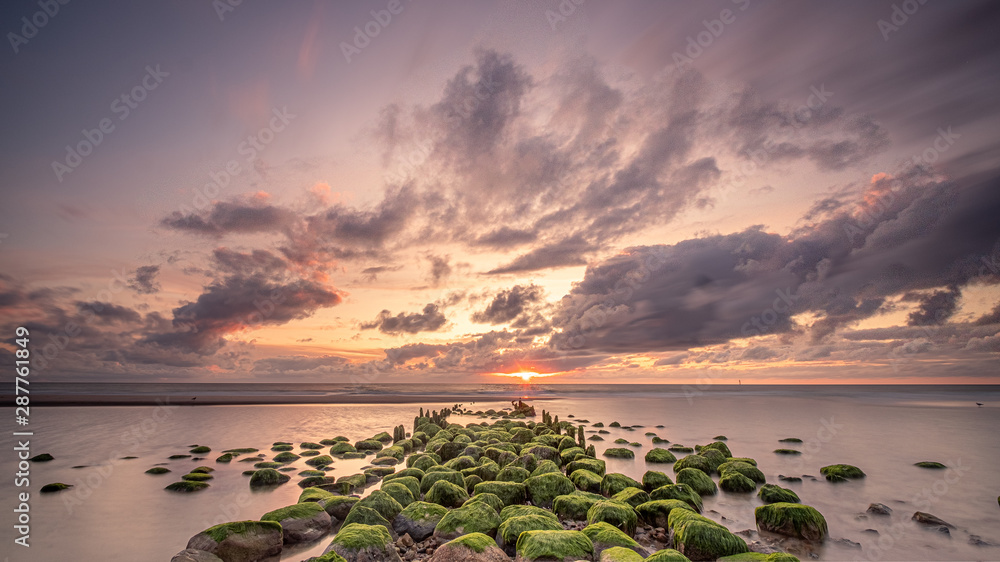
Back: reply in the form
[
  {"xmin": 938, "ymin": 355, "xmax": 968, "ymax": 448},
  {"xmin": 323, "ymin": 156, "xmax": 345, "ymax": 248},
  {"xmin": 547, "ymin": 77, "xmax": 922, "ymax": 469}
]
[
  {"xmin": 587, "ymin": 500, "xmax": 639, "ymax": 536},
  {"xmin": 169, "ymin": 548, "xmax": 226, "ymax": 562},
  {"xmin": 305, "ymin": 455, "xmax": 334, "ymax": 467},
  {"xmin": 530, "ymin": 459, "xmax": 561, "ymax": 477},
  {"xmin": 426, "ymin": 479, "xmax": 470, "ymax": 508},
  {"xmin": 166, "ymin": 481, "xmax": 210, "ymax": 493},
  {"xmin": 635, "ymin": 499, "xmax": 695, "ymax": 528},
  {"xmin": 697, "ymin": 441, "xmax": 732, "ymax": 458},
  {"xmin": 272, "ymin": 443, "xmax": 293, "ymax": 451},
  {"xmin": 381, "ymin": 482, "xmax": 415, "ymax": 507},
  {"xmin": 600, "ymin": 546, "xmax": 646, "ymax": 561},
  {"xmin": 601, "ymin": 473, "xmax": 642, "ymax": 497},
  {"xmin": 215, "ymin": 453, "xmax": 235, "ymax": 463},
  {"xmin": 914, "ymin": 461, "xmax": 947, "ymax": 469},
  {"xmin": 190, "ymin": 446, "xmax": 211, "ymax": 454},
  {"xmin": 672, "ymin": 516, "xmax": 749, "ymax": 561},
  {"xmin": 254, "ymin": 462, "xmax": 284, "ymax": 469},
  {"xmin": 582, "ymin": 521, "xmax": 642, "ymax": 557},
  {"xmin": 497, "ymin": 465, "xmax": 532, "ymax": 483},
  {"xmin": 667, "ymin": 445, "xmax": 693, "ymax": 453},
  {"xmin": 249, "ymin": 468, "xmax": 290, "ymax": 487},
  {"xmin": 431, "ymin": 532, "xmax": 509, "ymax": 561},
  {"xmin": 649, "ymin": 484, "xmax": 703, "ymax": 512},
  {"xmin": 273, "ymin": 451, "xmax": 300, "ymax": 463},
  {"xmin": 325, "ymin": 522, "xmax": 401, "ymax": 561},
  {"xmin": 757, "ymin": 484, "xmax": 800, "ymax": 504},
  {"xmin": 330, "ymin": 442, "xmax": 357, "ymax": 455},
  {"xmin": 611, "ymin": 487, "xmax": 651, "ymax": 509},
  {"xmin": 186, "ymin": 521, "xmax": 282, "ymax": 561},
  {"xmin": 515, "ymin": 529, "xmax": 595, "ymax": 562},
  {"xmin": 385, "ymin": 468, "xmax": 425, "ymax": 485},
  {"xmin": 420, "ymin": 469, "xmax": 465, "ymax": 494},
  {"xmin": 642, "ymin": 470, "xmax": 673, "ymax": 492},
  {"xmin": 560, "ymin": 447, "xmax": 587, "ymax": 465},
  {"xmin": 146, "ymin": 467, "xmax": 171, "ymax": 475},
  {"xmin": 672, "ymin": 455, "xmax": 712, "ymax": 474},
  {"xmin": 465, "ymin": 492, "xmax": 504, "ymax": 514},
  {"xmin": 645, "ymin": 449, "xmax": 677, "ymax": 464},
  {"xmin": 676, "ymin": 468, "xmax": 716, "ymax": 496},
  {"xmin": 819, "ymin": 464, "xmax": 865, "ymax": 482},
  {"xmin": 434, "ymin": 501, "xmax": 502, "ymax": 540},
  {"xmin": 354, "ymin": 439, "xmax": 383, "ymax": 451},
  {"xmin": 499, "ymin": 514, "xmax": 564, "ymax": 552},
  {"xmin": 552, "ymin": 490, "xmax": 605, "ymax": 521},
  {"xmin": 570, "ymin": 469, "xmax": 604, "ymax": 493},
  {"xmin": 524, "ymin": 472, "xmax": 575, "ymax": 508},
  {"xmin": 182, "ymin": 473, "xmax": 214, "ymax": 482},
  {"xmin": 567, "ymin": 457, "xmax": 606, "ymax": 477},
  {"xmin": 718, "ymin": 461, "xmax": 766, "ymax": 484},
  {"xmin": 646, "ymin": 548, "xmax": 693, "ymax": 561},
  {"xmin": 773, "ymin": 449, "xmax": 801, "ymax": 456},
  {"xmin": 342, "ymin": 505, "xmax": 396, "ymax": 538},
  {"xmin": 261, "ymin": 502, "xmax": 332, "ymax": 544},
  {"xmin": 755, "ymin": 502, "xmax": 828, "ymax": 540},
  {"xmin": 603, "ymin": 448, "xmax": 635, "ymax": 459},
  {"xmin": 500, "ymin": 504, "xmax": 559, "ymax": 523},
  {"xmin": 719, "ymin": 472, "xmax": 756, "ymax": 493},
  {"xmin": 392, "ymin": 501, "xmax": 448, "ymax": 541},
  {"xmin": 357, "ymin": 489, "xmax": 404, "ymax": 520},
  {"xmin": 474, "ymin": 481, "xmax": 527, "ymax": 507},
  {"xmin": 698, "ymin": 449, "xmax": 728, "ymax": 473},
  {"xmin": 40, "ymin": 483, "xmax": 73, "ymax": 493}
]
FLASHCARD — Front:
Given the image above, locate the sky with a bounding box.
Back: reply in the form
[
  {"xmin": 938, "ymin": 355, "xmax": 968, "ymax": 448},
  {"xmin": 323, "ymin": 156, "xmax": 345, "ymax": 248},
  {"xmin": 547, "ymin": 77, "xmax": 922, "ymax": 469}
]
[{"xmin": 1, "ymin": 0, "xmax": 998, "ymax": 384}]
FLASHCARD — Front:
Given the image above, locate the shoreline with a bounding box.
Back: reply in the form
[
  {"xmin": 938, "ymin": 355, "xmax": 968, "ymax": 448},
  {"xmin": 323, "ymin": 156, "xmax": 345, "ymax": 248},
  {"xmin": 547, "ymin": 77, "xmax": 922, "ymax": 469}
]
[{"xmin": 1, "ymin": 393, "xmax": 557, "ymax": 406}]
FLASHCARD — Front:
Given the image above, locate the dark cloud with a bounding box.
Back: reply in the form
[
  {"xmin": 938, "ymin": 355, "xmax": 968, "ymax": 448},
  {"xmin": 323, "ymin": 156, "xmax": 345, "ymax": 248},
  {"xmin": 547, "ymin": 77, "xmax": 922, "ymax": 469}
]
[
  {"xmin": 427, "ymin": 254, "xmax": 451, "ymax": 286},
  {"xmin": 161, "ymin": 200, "xmax": 297, "ymax": 237},
  {"xmin": 974, "ymin": 303, "xmax": 1000, "ymax": 326},
  {"xmin": 76, "ymin": 301, "xmax": 142, "ymax": 324},
  {"xmin": 473, "ymin": 226, "xmax": 537, "ymax": 249},
  {"xmin": 360, "ymin": 265, "xmax": 403, "ymax": 282},
  {"xmin": 127, "ymin": 265, "xmax": 161, "ymax": 294},
  {"xmin": 487, "ymin": 236, "xmax": 595, "ymax": 275},
  {"xmin": 360, "ymin": 303, "xmax": 447, "ymax": 335},
  {"xmin": 472, "ymin": 284, "xmax": 544, "ymax": 324},
  {"xmin": 906, "ymin": 287, "xmax": 961, "ymax": 327}
]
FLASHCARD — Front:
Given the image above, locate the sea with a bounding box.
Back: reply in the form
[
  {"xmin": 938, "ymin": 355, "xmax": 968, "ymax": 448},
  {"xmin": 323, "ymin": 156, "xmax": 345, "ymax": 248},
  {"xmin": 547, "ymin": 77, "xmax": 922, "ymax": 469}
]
[{"xmin": 1, "ymin": 384, "xmax": 998, "ymax": 561}]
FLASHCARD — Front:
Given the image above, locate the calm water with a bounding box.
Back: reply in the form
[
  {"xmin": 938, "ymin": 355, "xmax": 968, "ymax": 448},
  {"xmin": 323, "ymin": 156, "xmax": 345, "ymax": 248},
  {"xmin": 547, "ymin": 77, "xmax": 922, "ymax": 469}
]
[{"xmin": 2, "ymin": 385, "xmax": 998, "ymax": 561}]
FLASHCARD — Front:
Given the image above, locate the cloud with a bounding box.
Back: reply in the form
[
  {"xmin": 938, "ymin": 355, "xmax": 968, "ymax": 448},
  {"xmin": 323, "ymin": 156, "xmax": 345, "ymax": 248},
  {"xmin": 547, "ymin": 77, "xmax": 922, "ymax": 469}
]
[
  {"xmin": 127, "ymin": 265, "xmax": 161, "ymax": 294},
  {"xmin": 76, "ymin": 301, "xmax": 142, "ymax": 324},
  {"xmin": 161, "ymin": 199, "xmax": 297, "ymax": 237},
  {"xmin": 360, "ymin": 303, "xmax": 447, "ymax": 335},
  {"xmin": 427, "ymin": 254, "xmax": 451, "ymax": 286},
  {"xmin": 472, "ymin": 284, "xmax": 544, "ymax": 324},
  {"xmin": 906, "ymin": 287, "xmax": 961, "ymax": 326},
  {"xmin": 487, "ymin": 236, "xmax": 595, "ymax": 275},
  {"xmin": 973, "ymin": 303, "xmax": 1000, "ymax": 325}
]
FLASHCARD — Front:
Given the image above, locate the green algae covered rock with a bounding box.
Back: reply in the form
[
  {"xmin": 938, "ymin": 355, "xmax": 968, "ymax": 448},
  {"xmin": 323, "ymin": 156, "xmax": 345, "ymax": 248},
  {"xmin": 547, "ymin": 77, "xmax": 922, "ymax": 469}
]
[
  {"xmin": 326, "ymin": 522, "xmax": 401, "ymax": 561},
  {"xmin": 166, "ymin": 481, "xmax": 210, "ymax": 493},
  {"xmin": 354, "ymin": 439, "xmax": 383, "ymax": 451},
  {"xmin": 646, "ymin": 548, "xmax": 693, "ymax": 561},
  {"xmin": 305, "ymin": 454, "xmax": 334, "ymax": 467},
  {"xmin": 773, "ymin": 449, "xmax": 801, "ymax": 455},
  {"xmin": 433, "ymin": 532, "xmax": 509, "ymax": 560},
  {"xmin": 642, "ymin": 470, "xmax": 673, "ymax": 492},
  {"xmin": 650, "ymin": 484, "xmax": 703, "ymax": 512},
  {"xmin": 329, "ymin": 442, "xmax": 357, "ymax": 455},
  {"xmin": 190, "ymin": 446, "xmax": 211, "ymax": 454},
  {"xmin": 497, "ymin": 465, "xmax": 532, "ymax": 483},
  {"xmin": 676, "ymin": 468, "xmax": 717, "ymax": 496},
  {"xmin": 342, "ymin": 505, "xmax": 395, "ymax": 538},
  {"xmin": 587, "ymin": 500, "xmax": 639, "ymax": 536},
  {"xmin": 697, "ymin": 441, "xmax": 732, "ymax": 458},
  {"xmin": 322, "ymin": 495, "xmax": 361, "ymax": 521},
  {"xmin": 718, "ymin": 461, "xmax": 766, "ymax": 484},
  {"xmin": 727, "ymin": 457, "xmax": 757, "ymax": 466},
  {"xmin": 755, "ymin": 502, "xmax": 828, "ymax": 540},
  {"xmin": 524, "ymin": 472, "xmax": 575, "ymax": 508},
  {"xmin": 186, "ymin": 521, "xmax": 282, "ymax": 561},
  {"xmin": 611, "ymin": 487, "xmax": 650, "ymax": 508},
  {"xmin": 601, "ymin": 473, "xmax": 643, "ymax": 497},
  {"xmin": 273, "ymin": 451, "xmax": 300, "ymax": 463},
  {"xmin": 515, "ymin": 530, "xmax": 594, "ymax": 562},
  {"xmin": 298, "ymin": 486, "xmax": 336, "ymax": 504},
  {"xmin": 552, "ymin": 490, "xmax": 605, "ymax": 521},
  {"xmin": 420, "ymin": 469, "xmax": 466, "ymax": 494},
  {"xmin": 215, "ymin": 453, "xmax": 235, "ymax": 463},
  {"xmin": 434, "ymin": 501, "xmax": 502, "ymax": 540},
  {"xmin": 381, "ymin": 481, "xmax": 415, "ymax": 507},
  {"xmin": 645, "ymin": 448, "xmax": 677, "ymax": 464},
  {"xmin": 635, "ymin": 499, "xmax": 695, "ymax": 528},
  {"xmin": 260, "ymin": 502, "xmax": 332, "ymax": 544},
  {"xmin": 182, "ymin": 472, "xmax": 214, "ymax": 482},
  {"xmin": 600, "ymin": 546, "xmax": 646, "ymax": 561},
  {"xmin": 385, "ymin": 467, "xmax": 425, "ymax": 485},
  {"xmin": 474, "ymin": 481, "xmax": 527, "ymax": 507},
  {"xmin": 146, "ymin": 467, "xmax": 171, "ymax": 475},
  {"xmin": 500, "ymin": 504, "xmax": 559, "ymax": 523},
  {"xmin": 465, "ymin": 493, "xmax": 504, "ymax": 514},
  {"xmin": 914, "ymin": 461, "xmax": 947, "ymax": 469},
  {"xmin": 426, "ymin": 479, "xmax": 470, "ymax": 508},
  {"xmin": 499, "ymin": 514, "xmax": 564, "ymax": 551},
  {"xmin": 254, "ymin": 462, "xmax": 284, "ymax": 469},
  {"xmin": 603, "ymin": 448, "xmax": 635, "ymax": 459},
  {"xmin": 698, "ymin": 449, "xmax": 728, "ymax": 473},
  {"xmin": 392, "ymin": 501, "xmax": 448, "ymax": 541},
  {"xmin": 582, "ymin": 521, "xmax": 642, "ymax": 556},
  {"xmin": 530, "ymin": 459, "xmax": 561, "ymax": 477},
  {"xmin": 757, "ymin": 484, "xmax": 800, "ymax": 504},
  {"xmin": 250, "ymin": 468, "xmax": 290, "ymax": 488},
  {"xmin": 719, "ymin": 472, "xmax": 757, "ymax": 493},
  {"xmin": 567, "ymin": 457, "xmax": 606, "ymax": 477},
  {"xmin": 673, "ymin": 454, "xmax": 712, "ymax": 474},
  {"xmin": 571, "ymin": 468, "xmax": 604, "ymax": 493},
  {"xmin": 673, "ymin": 519, "xmax": 749, "ymax": 560},
  {"xmin": 357, "ymin": 489, "xmax": 404, "ymax": 520},
  {"xmin": 819, "ymin": 464, "xmax": 865, "ymax": 481}
]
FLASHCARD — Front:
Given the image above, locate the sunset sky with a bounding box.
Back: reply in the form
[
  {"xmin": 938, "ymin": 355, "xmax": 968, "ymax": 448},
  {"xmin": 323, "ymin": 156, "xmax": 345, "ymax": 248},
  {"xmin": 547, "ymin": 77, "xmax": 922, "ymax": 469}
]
[{"xmin": 1, "ymin": 1, "xmax": 998, "ymax": 384}]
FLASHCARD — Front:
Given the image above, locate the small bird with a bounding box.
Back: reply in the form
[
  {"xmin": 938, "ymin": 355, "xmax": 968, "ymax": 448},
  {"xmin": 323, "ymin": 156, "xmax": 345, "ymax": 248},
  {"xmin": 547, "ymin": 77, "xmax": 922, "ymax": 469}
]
[{"xmin": 976, "ymin": 402, "xmax": 983, "ymax": 407}]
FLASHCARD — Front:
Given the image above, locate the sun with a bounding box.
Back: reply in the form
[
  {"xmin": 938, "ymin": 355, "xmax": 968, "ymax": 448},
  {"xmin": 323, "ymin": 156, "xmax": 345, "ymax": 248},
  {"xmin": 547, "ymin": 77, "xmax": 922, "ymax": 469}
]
[{"xmin": 490, "ymin": 370, "xmax": 557, "ymax": 382}]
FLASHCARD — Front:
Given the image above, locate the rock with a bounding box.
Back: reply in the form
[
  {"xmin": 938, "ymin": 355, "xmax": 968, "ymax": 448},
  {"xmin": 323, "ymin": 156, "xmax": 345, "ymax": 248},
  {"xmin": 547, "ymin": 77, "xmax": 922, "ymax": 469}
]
[
  {"xmin": 553, "ymin": 490, "xmax": 605, "ymax": 520},
  {"xmin": 570, "ymin": 469, "xmax": 604, "ymax": 493},
  {"xmin": 913, "ymin": 461, "xmax": 947, "ymax": 469},
  {"xmin": 420, "ymin": 470, "xmax": 465, "ymax": 494},
  {"xmin": 566, "ymin": 457, "xmax": 607, "ymax": 477},
  {"xmin": 393, "ymin": 501, "xmax": 448, "ymax": 541},
  {"xmin": 40, "ymin": 483, "xmax": 73, "ymax": 493},
  {"xmin": 473, "ymin": 481, "xmax": 527, "ymax": 507},
  {"xmin": 582, "ymin": 521, "xmax": 644, "ymax": 557},
  {"xmin": 429, "ymin": 532, "xmax": 509, "ymax": 561},
  {"xmin": 911, "ymin": 511, "xmax": 955, "ymax": 528},
  {"xmin": 777, "ymin": 475, "xmax": 801, "ymax": 483},
  {"xmin": 464, "ymin": 493, "xmax": 504, "ymax": 514},
  {"xmin": 601, "ymin": 473, "xmax": 643, "ymax": 497},
  {"xmin": 433, "ymin": 501, "xmax": 502, "ymax": 540},
  {"xmin": 650, "ymin": 484, "xmax": 703, "ymax": 512},
  {"xmin": 866, "ymin": 503, "xmax": 892, "ymax": 516},
  {"xmin": 757, "ymin": 485, "xmax": 799, "ymax": 504},
  {"xmin": 603, "ymin": 448, "xmax": 635, "ymax": 459},
  {"xmin": 600, "ymin": 545, "xmax": 646, "ymax": 561},
  {"xmin": 382, "ymin": 482, "xmax": 416, "ymax": 507},
  {"xmin": 612, "ymin": 487, "xmax": 651, "ymax": 508},
  {"xmin": 426, "ymin": 480, "xmax": 470, "ymax": 508},
  {"xmin": 357, "ymin": 490, "xmax": 404, "ymax": 521},
  {"xmin": 819, "ymin": 464, "xmax": 865, "ymax": 481},
  {"xmin": 146, "ymin": 467, "xmax": 171, "ymax": 474},
  {"xmin": 166, "ymin": 481, "xmax": 210, "ymax": 493},
  {"xmin": 190, "ymin": 446, "xmax": 211, "ymax": 454},
  {"xmin": 645, "ymin": 549, "xmax": 692, "ymax": 561},
  {"xmin": 755, "ymin": 503, "xmax": 828, "ymax": 541},
  {"xmin": 330, "ymin": 442, "xmax": 358, "ymax": 455},
  {"xmin": 343, "ymin": 506, "xmax": 396, "ymax": 539},
  {"xmin": 249, "ymin": 468, "xmax": 290, "ymax": 487},
  {"xmin": 514, "ymin": 529, "xmax": 594, "ymax": 562},
  {"xmin": 587, "ymin": 500, "xmax": 639, "ymax": 536},
  {"xmin": 676, "ymin": 469, "xmax": 717, "ymax": 496},
  {"xmin": 182, "ymin": 473, "xmax": 214, "ymax": 482},
  {"xmin": 718, "ymin": 461, "xmax": 766, "ymax": 484},
  {"xmin": 326, "ymin": 522, "xmax": 401, "ymax": 561},
  {"xmin": 261, "ymin": 502, "xmax": 332, "ymax": 544},
  {"xmin": 498, "ymin": 514, "xmax": 564, "ymax": 553},
  {"xmin": 497, "ymin": 465, "xmax": 532, "ymax": 483},
  {"xmin": 635, "ymin": 500, "xmax": 695, "ymax": 528},
  {"xmin": 500, "ymin": 504, "xmax": 559, "ymax": 523},
  {"xmin": 645, "ymin": 449, "xmax": 678, "ymax": 464},
  {"xmin": 773, "ymin": 449, "xmax": 801, "ymax": 455},
  {"xmin": 969, "ymin": 534, "xmax": 999, "ymax": 546},
  {"xmin": 306, "ymin": 455, "xmax": 335, "ymax": 467},
  {"xmin": 669, "ymin": 511, "xmax": 750, "ymax": 560},
  {"xmin": 170, "ymin": 549, "xmax": 225, "ymax": 562},
  {"xmin": 524, "ymin": 472, "xmax": 575, "ymax": 508},
  {"xmin": 672, "ymin": 455, "xmax": 713, "ymax": 474},
  {"xmin": 29, "ymin": 453, "xmax": 54, "ymax": 462},
  {"xmin": 720, "ymin": 472, "xmax": 757, "ymax": 493},
  {"xmin": 832, "ymin": 538, "xmax": 861, "ymax": 549},
  {"xmin": 186, "ymin": 521, "xmax": 282, "ymax": 562}
]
